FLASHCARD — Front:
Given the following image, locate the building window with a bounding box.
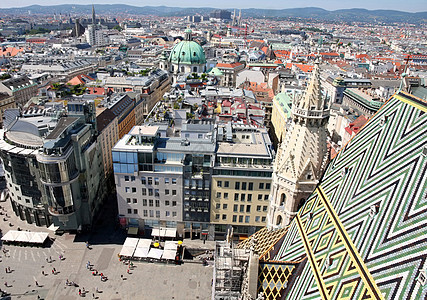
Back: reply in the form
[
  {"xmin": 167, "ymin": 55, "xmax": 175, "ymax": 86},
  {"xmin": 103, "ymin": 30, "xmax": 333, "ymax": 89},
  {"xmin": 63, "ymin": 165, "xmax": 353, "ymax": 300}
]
[
  {"xmin": 223, "ymin": 204, "xmax": 228, "ymax": 209},
  {"xmin": 172, "ymin": 212, "xmax": 177, "ymax": 217},
  {"xmin": 242, "ymin": 182, "xmax": 247, "ymax": 190},
  {"xmin": 133, "ymin": 198, "xmax": 137, "ymax": 204},
  {"xmin": 246, "ymin": 205, "xmax": 251, "ymax": 213},
  {"xmin": 224, "ymin": 193, "xmax": 229, "ymax": 199},
  {"xmin": 216, "ymin": 192, "xmax": 221, "ymax": 198},
  {"xmin": 247, "ymin": 194, "xmax": 252, "ymax": 202},
  {"xmin": 239, "ymin": 216, "xmax": 243, "ymax": 223},
  {"xmin": 155, "ymin": 200, "xmax": 160, "ymax": 207},
  {"xmin": 235, "ymin": 182, "xmax": 240, "ymax": 190},
  {"xmin": 266, "ymin": 183, "xmax": 271, "ymax": 190},
  {"xmin": 165, "ymin": 189, "xmax": 170, "ymax": 195},
  {"xmin": 143, "ymin": 210, "xmax": 148, "ymax": 217},
  {"xmin": 149, "ymin": 200, "xmax": 153, "ymax": 207},
  {"xmin": 234, "ymin": 193, "xmax": 239, "ymax": 201},
  {"xmin": 132, "ymin": 187, "xmax": 136, "ymax": 193},
  {"xmin": 255, "ymin": 216, "xmax": 260, "ymax": 222},
  {"xmin": 165, "ymin": 200, "xmax": 170, "ymax": 206},
  {"xmin": 141, "ymin": 177, "xmax": 146, "ymax": 184},
  {"xmin": 224, "ymin": 181, "xmax": 229, "ymax": 188},
  {"xmin": 172, "ymin": 178, "xmax": 177, "ymax": 184},
  {"xmin": 131, "ymin": 176, "xmax": 135, "ymax": 181},
  {"xmin": 262, "ymin": 216, "xmax": 266, "ymax": 222},
  {"xmin": 240, "ymin": 205, "xmax": 244, "ymax": 212},
  {"xmin": 166, "ymin": 211, "xmax": 170, "ymax": 217},
  {"xmin": 215, "ymin": 214, "xmax": 220, "ymax": 220},
  {"xmin": 143, "ymin": 199, "xmax": 147, "ymax": 206},
  {"xmin": 133, "ymin": 209, "xmax": 138, "ymax": 214},
  {"xmin": 155, "ymin": 189, "xmax": 160, "ymax": 197},
  {"xmin": 248, "ymin": 182, "xmax": 253, "ymax": 190},
  {"xmin": 149, "ymin": 210, "xmax": 154, "ymax": 217},
  {"xmin": 125, "ymin": 187, "xmax": 130, "ymax": 193},
  {"xmin": 241, "ymin": 194, "xmax": 246, "ymax": 201},
  {"xmin": 258, "ymin": 194, "xmax": 263, "ymax": 200},
  {"xmin": 172, "ymin": 201, "xmax": 177, "ymax": 207},
  {"xmin": 217, "ymin": 181, "xmax": 222, "ymax": 187},
  {"xmin": 233, "ymin": 205, "xmax": 238, "ymax": 212},
  {"xmin": 142, "ymin": 188, "xmax": 147, "ymax": 195},
  {"xmin": 263, "ymin": 206, "xmax": 268, "ymax": 212},
  {"xmin": 216, "ymin": 203, "xmax": 220, "ymax": 209},
  {"xmin": 154, "ymin": 178, "xmax": 159, "ymax": 185},
  {"xmin": 149, "ymin": 189, "xmax": 153, "ymax": 196},
  {"xmin": 259, "ymin": 183, "xmax": 264, "ymax": 189},
  {"xmin": 127, "ymin": 208, "xmax": 132, "ymax": 214},
  {"xmin": 165, "ymin": 178, "xmax": 170, "ymax": 184},
  {"xmin": 126, "ymin": 198, "xmax": 131, "ymax": 203},
  {"xmin": 172, "ymin": 190, "xmax": 177, "ymax": 195},
  {"xmin": 257, "ymin": 205, "xmax": 261, "ymax": 212},
  {"xmin": 245, "ymin": 216, "xmax": 250, "ymax": 223},
  {"xmin": 222, "ymin": 214, "xmax": 227, "ymax": 220},
  {"xmin": 232, "ymin": 215, "xmax": 237, "ymax": 222},
  {"xmin": 124, "ymin": 176, "xmax": 130, "ymax": 181},
  {"xmin": 264, "ymin": 195, "xmax": 269, "ymax": 201},
  {"xmin": 148, "ymin": 177, "xmax": 152, "ymax": 185},
  {"xmin": 156, "ymin": 211, "xmax": 160, "ymax": 218}
]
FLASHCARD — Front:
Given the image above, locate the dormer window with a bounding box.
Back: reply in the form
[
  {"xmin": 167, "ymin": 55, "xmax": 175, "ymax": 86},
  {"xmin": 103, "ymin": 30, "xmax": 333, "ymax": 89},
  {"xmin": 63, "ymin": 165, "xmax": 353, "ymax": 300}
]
[
  {"xmin": 182, "ymin": 52, "xmax": 185, "ymax": 56},
  {"xmin": 193, "ymin": 52, "xmax": 196, "ymax": 56}
]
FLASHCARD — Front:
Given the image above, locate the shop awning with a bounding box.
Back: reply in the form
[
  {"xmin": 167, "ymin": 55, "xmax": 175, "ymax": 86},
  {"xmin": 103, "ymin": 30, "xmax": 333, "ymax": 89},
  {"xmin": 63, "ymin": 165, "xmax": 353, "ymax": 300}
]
[
  {"xmin": 151, "ymin": 227, "xmax": 177, "ymax": 238},
  {"xmin": 119, "ymin": 246, "xmax": 136, "ymax": 257},
  {"xmin": 133, "ymin": 247, "xmax": 150, "ymax": 258},
  {"xmin": 127, "ymin": 227, "xmax": 139, "ymax": 236}
]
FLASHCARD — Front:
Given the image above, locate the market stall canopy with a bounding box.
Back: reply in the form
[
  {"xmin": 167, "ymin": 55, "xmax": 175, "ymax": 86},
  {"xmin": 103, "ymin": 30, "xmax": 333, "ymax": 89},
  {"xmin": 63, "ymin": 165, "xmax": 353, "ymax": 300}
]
[
  {"xmin": 151, "ymin": 227, "xmax": 177, "ymax": 238},
  {"xmin": 147, "ymin": 248, "xmax": 163, "ymax": 260},
  {"xmin": 119, "ymin": 246, "xmax": 136, "ymax": 257},
  {"xmin": 133, "ymin": 247, "xmax": 150, "ymax": 258},
  {"xmin": 123, "ymin": 237, "xmax": 139, "ymax": 248}
]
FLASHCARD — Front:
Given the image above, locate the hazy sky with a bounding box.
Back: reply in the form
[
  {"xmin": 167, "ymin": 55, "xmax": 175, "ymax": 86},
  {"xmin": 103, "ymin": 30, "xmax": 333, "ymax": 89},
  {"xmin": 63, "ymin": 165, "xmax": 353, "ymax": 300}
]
[{"xmin": 0, "ymin": 0, "xmax": 426, "ymax": 12}]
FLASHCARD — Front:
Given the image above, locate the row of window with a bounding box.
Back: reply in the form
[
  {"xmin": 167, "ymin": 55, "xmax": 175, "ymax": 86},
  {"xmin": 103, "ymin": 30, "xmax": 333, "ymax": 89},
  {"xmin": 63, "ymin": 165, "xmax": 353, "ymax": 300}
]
[
  {"xmin": 215, "ymin": 203, "xmax": 268, "ymax": 213},
  {"xmin": 216, "ymin": 180, "xmax": 271, "ymax": 190},
  {"xmin": 126, "ymin": 198, "xmax": 177, "ymax": 207},
  {"xmin": 124, "ymin": 176, "xmax": 178, "ymax": 185},
  {"xmin": 216, "ymin": 192, "xmax": 269, "ymax": 202},
  {"xmin": 127, "ymin": 209, "xmax": 177, "ymax": 218},
  {"xmin": 214, "ymin": 214, "xmax": 266, "ymax": 223},
  {"xmin": 125, "ymin": 187, "xmax": 178, "ymax": 196}
]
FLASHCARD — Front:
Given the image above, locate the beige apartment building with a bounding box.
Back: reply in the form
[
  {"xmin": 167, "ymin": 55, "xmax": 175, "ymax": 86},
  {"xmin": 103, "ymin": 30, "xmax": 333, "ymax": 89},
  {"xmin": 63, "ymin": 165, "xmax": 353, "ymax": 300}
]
[{"xmin": 210, "ymin": 123, "xmax": 274, "ymax": 238}]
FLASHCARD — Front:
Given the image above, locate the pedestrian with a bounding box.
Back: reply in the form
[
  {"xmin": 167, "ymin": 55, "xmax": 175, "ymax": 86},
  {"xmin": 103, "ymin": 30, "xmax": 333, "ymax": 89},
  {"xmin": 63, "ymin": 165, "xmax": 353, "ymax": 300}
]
[
  {"xmin": 52, "ymin": 269, "xmax": 55, "ymax": 275},
  {"xmin": 49, "ymin": 256, "xmax": 52, "ymax": 262},
  {"xmin": 96, "ymin": 287, "xmax": 99, "ymax": 293},
  {"xmin": 35, "ymin": 280, "xmax": 38, "ymax": 287},
  {"xmin": 53, "ymin": 267, "xmax": 56, "ymax": 273},
  {"xmin": 7, "ymin": 267, "xmax": 10, "ymax": 273},
  {"xmin": 4, "ymin": 268, "xmax": 7, "ymax": 274},
  {"xmin": 4, "ymin": 282, "xmax": 7, "ymax": 287},
  {"xmin": 127, "ymin": 268, "xmax": 130, "ymax": 274},
  {"xmin": 78, "ymin": 289, "xmax": 81, "ymax": 296},
  {"xmin": 120, "ymin": 274, "xmax": 123, "ymax": 280},
  {"xmin": 42, "ymin": 270, "xmax": 45, "ymax": 276},
  {"xmin": 92, "ymin": 293, "xmax": 95, "ymax": 299}
]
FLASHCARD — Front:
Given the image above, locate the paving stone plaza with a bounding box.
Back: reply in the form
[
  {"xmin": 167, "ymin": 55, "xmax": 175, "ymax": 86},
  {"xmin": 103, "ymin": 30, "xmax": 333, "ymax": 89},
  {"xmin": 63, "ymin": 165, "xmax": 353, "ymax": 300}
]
[{"xmin": 0, "ymin": 198, "xmax": 213, "ymax": 300}]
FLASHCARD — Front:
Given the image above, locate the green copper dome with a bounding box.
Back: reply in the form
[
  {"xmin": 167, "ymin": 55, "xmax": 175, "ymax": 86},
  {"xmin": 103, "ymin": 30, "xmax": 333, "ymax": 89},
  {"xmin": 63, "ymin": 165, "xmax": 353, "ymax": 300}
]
[{"xmin": 169, "ymin": 40, "xmax": 206, "ymax": 65}]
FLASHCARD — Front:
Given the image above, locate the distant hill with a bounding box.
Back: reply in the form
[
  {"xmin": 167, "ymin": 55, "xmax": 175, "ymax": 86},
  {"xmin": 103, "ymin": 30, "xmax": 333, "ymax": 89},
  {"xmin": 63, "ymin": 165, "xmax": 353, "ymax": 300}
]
[{"xmin": 0, "ymin": 4, "xmax": 426, "ymax": 24}]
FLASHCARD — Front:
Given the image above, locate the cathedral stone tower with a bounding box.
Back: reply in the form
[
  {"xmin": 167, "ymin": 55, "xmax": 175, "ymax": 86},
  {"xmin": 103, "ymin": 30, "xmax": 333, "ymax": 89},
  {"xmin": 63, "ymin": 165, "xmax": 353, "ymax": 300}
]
[{"xmin": 267, "ymin": 64, "xmax": 330, "ymax": 229}]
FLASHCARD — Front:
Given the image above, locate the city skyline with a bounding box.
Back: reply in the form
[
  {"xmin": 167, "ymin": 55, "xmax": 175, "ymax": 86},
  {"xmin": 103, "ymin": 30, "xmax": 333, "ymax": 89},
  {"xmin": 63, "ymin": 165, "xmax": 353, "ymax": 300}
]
[{"xmin": 0, "ymin": 0, "xmax": 426, "ymax": 13}]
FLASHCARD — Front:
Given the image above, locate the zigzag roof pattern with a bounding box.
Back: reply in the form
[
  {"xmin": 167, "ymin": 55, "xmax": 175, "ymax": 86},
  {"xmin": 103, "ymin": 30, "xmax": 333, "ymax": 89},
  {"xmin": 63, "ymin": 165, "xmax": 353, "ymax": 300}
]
[{"xmin": 242, "ymin": 91, "xmax": 427, "ymax": 300}]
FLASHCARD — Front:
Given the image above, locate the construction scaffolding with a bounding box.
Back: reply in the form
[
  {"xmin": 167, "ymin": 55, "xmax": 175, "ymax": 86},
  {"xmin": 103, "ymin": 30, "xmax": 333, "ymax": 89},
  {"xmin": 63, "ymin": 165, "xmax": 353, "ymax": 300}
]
[{"xmin": 212, "ymin": 241, "xmax": 251, "ymax": 300}]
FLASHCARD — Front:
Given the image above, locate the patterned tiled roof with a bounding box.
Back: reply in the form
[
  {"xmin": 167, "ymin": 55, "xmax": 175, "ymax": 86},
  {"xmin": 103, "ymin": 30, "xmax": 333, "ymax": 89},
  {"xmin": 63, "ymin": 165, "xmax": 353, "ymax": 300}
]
[
  {"xmin": 236, "ymin": 227, "xmax": 288, "ymax": 259},
  {"xmin": 255, "ymin": 91, "xmax": 427, "ymax": 299}
]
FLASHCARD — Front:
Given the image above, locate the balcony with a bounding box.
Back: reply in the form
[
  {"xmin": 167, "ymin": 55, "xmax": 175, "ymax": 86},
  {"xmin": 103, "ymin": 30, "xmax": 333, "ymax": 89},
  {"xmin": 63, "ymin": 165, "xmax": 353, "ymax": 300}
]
[{"xmin": 48, "ymin": 205, "xmax": 75, "ymax": 217}]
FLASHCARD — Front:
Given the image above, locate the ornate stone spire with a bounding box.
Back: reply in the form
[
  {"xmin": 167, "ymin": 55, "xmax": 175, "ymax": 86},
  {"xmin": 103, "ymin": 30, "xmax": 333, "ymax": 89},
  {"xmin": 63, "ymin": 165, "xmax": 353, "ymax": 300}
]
[
  {"xmin": 92, "ymin": 4, "xmax": 96, "ymax": 25},
  {"xmin": 268, "ymin": 63, "xmax": 330, "ymax": 229}
]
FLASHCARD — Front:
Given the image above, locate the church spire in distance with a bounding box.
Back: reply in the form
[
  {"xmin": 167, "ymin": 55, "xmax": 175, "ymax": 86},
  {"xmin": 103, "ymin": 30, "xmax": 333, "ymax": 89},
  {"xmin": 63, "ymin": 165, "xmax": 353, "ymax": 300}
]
[{"xmin": 92, "ymin": 4, "xmax": 96, "ymax": 25}]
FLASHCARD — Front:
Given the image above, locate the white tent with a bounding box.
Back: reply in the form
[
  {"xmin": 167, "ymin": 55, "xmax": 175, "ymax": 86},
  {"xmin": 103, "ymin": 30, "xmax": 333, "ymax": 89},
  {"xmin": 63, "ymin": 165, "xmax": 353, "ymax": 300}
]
[
  {"xmin": 1, "ymin": 230, "xmax": 20, "ymax": 242},
  {"xmin": 15, "ymin": 231, "xmax": 32, "ymax": 243},
  {"xmin": 151, "ymin": 227, "xmax": 177, "ymax": 238},
  {"xmin": 147, "ymin": 248, "xmax": 163, "ymax": 260},
  {"xmin": 133, "ymin": 247, "xmax": 150, "ymax": 258},
  {"xmin": 123, "ymin": 237, "xmax": 139, "ymax": 248},
  {"xmin": 119, "ymin": 246, "xmax": 136, "ymax": 257},
  {"xmin": 136, "ymin": 238, "xmax": 152, "ymax": 249},
  {"xmin": 164, "ymin": 241, "xmax": 178, "ymax": 250},
  {"xmin": 29, "ymin": 232, "xmax": 49, "ymax": 244}
]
